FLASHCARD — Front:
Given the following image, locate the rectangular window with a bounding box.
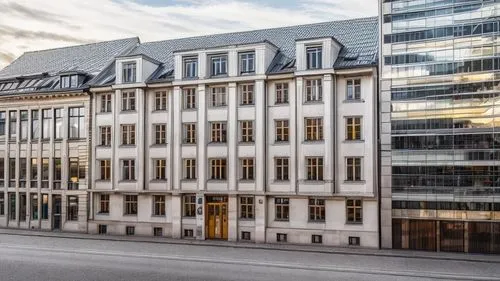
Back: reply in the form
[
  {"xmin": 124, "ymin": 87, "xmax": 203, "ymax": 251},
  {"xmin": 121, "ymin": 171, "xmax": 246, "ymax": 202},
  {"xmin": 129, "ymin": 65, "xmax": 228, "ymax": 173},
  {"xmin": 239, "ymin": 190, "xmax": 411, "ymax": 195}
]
[
  {"xmin": 240, "ymin": 121, "xmax": 254, "ymax": 142},
  {"xmin": 239, "ymin": 84, "xmax": 254, "ymax": 105},
  {"xmin": 346, "ymin": 199, "xmax": 362, "ymax": 223},
  {"xmin": 0, "ymin": 158, "xmax": 4, "ymax": 188},
  {"xmin": 275, "ymin": 83, "xmax": 289, "ymax": 104},
  {"xmin": 98, "ymin": 225, "xmax": 107, "ymax": 234},
  {"xmin": 346, "ymin": 79, "xmax": 361, "ymax": 100},
  {"xmin": 0, "ymin": 111, "xmax": 5, "ymax": 136},
  {"xmin": 346, "ymin": 117, "xmax": 361, "ymax": 140},
  {"xmin": 183, "ymin": 88, "xmax": 196, "ymax": 109},
  {"xmin": 184, "ymin": 229, "xmax": 194, "ymax": 237},
  {"xmin": 20, "ymin": 110, "xmax": 28, "ymax": 140},
  {"xmin": 69, "ymin": 107, "xmax": 85, "ymax": 139},
  {"xmin": 275, "ymin": 198, "xmax": 289, "ymax": 221},
  {"xmin": 240, "ymin": 158, "xmax": 254, "ymax": 180},
  {"xmin": 124, "ymin": 195, "xmax": 138, "ymax": 215},
  {"xmin": 241, "ymin": 231, "xmax": 251, "ymax": 240},
  {"xmin": 155, "ymin": 91, "xmax": 168, "ymax": 111},
  {"xmin": 42, "ymin": 109, "xmax": 51, "ymax": 139},
  {"xmin": 19, "ymin": 158, "xmax": 27, "ymax": 188},
  {"xmin": 312, "ymin": 235, "xmax": 323, "ymax": 244},
  {"xmin": 275, "ymin": 120, "xmax": 289, "ymax": 142},
  {"xmin": 183, "ymin": 123, "xmax": 196, "ymax": 144},
  {"xmin": 30, "ymin": 158, "xmax": 38, "ymax": 188},
  {"xmin": 154, "ymin": 227, "xmax": 163, "ymax": 237},
  {"xmin": 122, "ymin": 62, "xmax": 137, "ymax": 83},
  {"xmin": 8, "ymin": 193, "xmax": 15, "ymax": 220},
  {"xmin": 9, "ymin": 158, "xmax": 15, "ymax": 187},
  {"xmin": 210, "ymin": 87, "xmax": 227, "ymax": 107},
  {"xmin": 19, "ymin": 193, "xmax": 26, "ymax": 221},
  {"xmin": 0, "ymin": 193, "xmax": 4, "ymax": 216},
  {"xmin": 183, "ymin": 195, "xmax": 196, "ymax": 217},
  {"xmin": 209, "ymin": 158, "xmax": 227, "ymax": 180},
  {"xmin": 30, "ymin": 194, "xmax": 38, "ymax": 220},
  {"xmin": 67, "ymin": 196, "xmax": 78, "ymax": 221},
  {"xmin": 309, "ymin": 198, "xmax": 325, "ymax": 221},
  {"xmin": 31, "ymin": 110, "xmax": 39, "ymax": 140},
  {"xmin": 121, "ymin": 124, "xmax": 136, "ymax": 145},
  {"xmin": 305, "ymin": 79, "xmax": 322, "ymax": 102},
  {"xmin": 306, "ymin": 157, "xmax": 324, "ymax": 181},
  {"xmin": 349, "ymin": 236, "xmax": 360, "ymax": 246},
  {"xmin": 101, "ymin": 94, "xmax": 112, "ymax": 113},
  {"xmin": 211, "ymin": 55, "xmax": 227, "ymax": 76},
  {"xmin": 68, "ymin": 157, "xmax": 81, "ymax": 190},
  {"xmin": 210, "ymin": 122, "xmax": 227, "ymax": 143},
  {"xmin": 70, "ymin": 75, "xmax": 78, "ymax": 88},
  {"xmin": 9, "ymin": 111, "xmax": 17, "ymax": 140},
  {"xmin": 305, "ymin": 118, "xmax": 323, "ymax": 141},
  {"xmin": 122, "ymin": 160, "xmax": 135, "ymax": 181},
  {"xmin": 306, "ymin": 46, "xmax": 322, "ymax": 69},
  {"xmin": 100, "ymin": 160, "xmax": 111, "ymax": 180},
  {"xmin": 154, "ymin": 159, "xmax": 167, "ymax": 180},
  {"xmin": 153, "ymin": 195, "xmax": 166, "ymax": 216},
  {"xmin": 122, "ymin": 91, "xmax": 136, "ymax": 111},
  {"xmin": 183, "ymin": 159, "xmax": 196, "ymax": 180},
  {"xmin": 277, "ymin": 233, "xmax": 287, "ymax": 242},
  {"xmin": 184, "ymin": 57, "xmax": 198, "ymax": 78},
  {"xmin": 53, "ymin": 158, "xmax": 61, "ymax": 189},
  {"xmin": 60, "ymin": 75, "xmax": 74, "ymax": 88},
  {"xmin": 54, "ymin": 108, "xmax": 63, "ymax": 139},
  {"xmin": 126, "ymin": 226, "xmax": 135, "ymax": 235},
  {"xmin": 99, "ymin": 194, "xmax": 110, "ymax": 214},
  {"xmin": 100, "ymin": 126, "xmax": 111, "ymax": 146},
  {"xmin": 154, "ymin": 124, "xmax": 167, "ymax": 145},
  {"xmin": 275, "ymin": 158, "xmax": 289, "ymax": 181},
  {"xmin": 240, "ymin": 196, "xmax": 254, "ymax": 219},
  {"xmin": 41, "ymin": 194, "xmax": 48, "ymax": 219},
  {"xmin": 42, "ymin": 158, "xmax": 49, "ymax": 189},
  {"xmin": 240, "ymin": 52, "xmax": 255, "ymax": 73},
  {"xmin": 346, "ymin": 157, "xmax": 362, "ymax": 181}
]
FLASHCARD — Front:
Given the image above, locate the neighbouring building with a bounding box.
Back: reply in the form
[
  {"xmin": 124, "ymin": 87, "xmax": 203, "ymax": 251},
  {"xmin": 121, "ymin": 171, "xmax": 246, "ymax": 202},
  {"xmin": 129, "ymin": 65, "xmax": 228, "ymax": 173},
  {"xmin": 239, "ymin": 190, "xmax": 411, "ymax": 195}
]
[
  {"xmin": 0, "ymin": 38, "xmax": 139, "ymax": 232},
  {"xmin": 380, "ymin": 0, "xmax": 500, "ymax": 253},
  {"xmin": 87, "ymin": 17, "xmax": 380, "ymax": 246}
]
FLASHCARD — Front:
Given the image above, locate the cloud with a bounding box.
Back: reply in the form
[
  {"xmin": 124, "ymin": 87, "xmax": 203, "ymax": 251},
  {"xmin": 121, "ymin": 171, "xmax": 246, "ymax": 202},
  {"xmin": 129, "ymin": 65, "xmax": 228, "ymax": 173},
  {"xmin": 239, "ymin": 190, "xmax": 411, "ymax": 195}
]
[
  {"xmin": 0, "ymin": 25, "xmax": 93, "ymax": 44},
  {"xmin": 0, "ymin": 0, "xmax": 375, "ymax": 70}
]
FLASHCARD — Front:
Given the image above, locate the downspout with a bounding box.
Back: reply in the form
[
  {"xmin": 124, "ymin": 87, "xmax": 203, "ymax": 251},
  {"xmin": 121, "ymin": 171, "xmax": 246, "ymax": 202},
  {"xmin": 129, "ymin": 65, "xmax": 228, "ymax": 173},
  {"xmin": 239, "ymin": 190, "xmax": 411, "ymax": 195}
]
[{"xmin": 86, "ymin": 89, "xmax": 93, "ymax": 234}]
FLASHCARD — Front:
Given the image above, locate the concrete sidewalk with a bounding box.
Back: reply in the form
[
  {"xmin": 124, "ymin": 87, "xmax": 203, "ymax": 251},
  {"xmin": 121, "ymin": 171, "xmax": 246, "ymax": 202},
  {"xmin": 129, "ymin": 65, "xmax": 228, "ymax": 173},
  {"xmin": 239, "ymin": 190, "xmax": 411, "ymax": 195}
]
[{"xmin": 0, "ymin": 227, "xmax": 498, "ymax": 263}]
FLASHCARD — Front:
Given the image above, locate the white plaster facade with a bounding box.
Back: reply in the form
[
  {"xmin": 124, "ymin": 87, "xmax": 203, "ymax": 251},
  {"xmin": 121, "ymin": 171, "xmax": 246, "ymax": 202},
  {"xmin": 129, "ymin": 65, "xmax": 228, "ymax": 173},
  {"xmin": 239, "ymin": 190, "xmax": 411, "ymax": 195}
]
[{"xmin": 88, "ymin": 39, "xmax": 379, "ymax": 248}]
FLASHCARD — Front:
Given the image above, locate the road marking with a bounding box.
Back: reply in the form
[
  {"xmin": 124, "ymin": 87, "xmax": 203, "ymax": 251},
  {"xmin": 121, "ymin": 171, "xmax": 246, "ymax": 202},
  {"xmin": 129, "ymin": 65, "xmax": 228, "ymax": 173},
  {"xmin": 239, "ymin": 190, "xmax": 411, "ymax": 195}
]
[{"xmin": 0, "ymin": 243, "xmax": 498, "ymax": 280}]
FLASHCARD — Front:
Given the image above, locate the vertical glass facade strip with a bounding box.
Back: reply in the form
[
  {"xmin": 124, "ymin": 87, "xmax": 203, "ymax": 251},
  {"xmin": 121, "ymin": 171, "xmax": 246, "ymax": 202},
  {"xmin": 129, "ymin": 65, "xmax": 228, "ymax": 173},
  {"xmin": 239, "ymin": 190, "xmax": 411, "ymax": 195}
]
[{"xmin": 381, "ymin": 0, "xmax": 500, "ymax": 253}]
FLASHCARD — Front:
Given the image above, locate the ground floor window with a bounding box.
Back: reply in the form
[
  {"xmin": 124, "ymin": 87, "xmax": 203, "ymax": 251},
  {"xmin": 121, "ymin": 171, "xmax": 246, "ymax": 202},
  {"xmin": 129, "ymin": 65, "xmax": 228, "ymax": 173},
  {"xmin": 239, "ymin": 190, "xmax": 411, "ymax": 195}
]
[{"xmin": 67, "ymin": 196, "xmax": 78, "ymax": 221}]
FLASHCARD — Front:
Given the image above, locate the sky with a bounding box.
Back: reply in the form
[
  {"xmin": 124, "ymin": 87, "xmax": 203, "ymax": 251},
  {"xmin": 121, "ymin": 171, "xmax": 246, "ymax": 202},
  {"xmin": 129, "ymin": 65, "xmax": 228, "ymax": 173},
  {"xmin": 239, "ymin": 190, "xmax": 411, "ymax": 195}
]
[{"xmin": 0, "ymin": 0, "xmax": 377, "ymax": 70}]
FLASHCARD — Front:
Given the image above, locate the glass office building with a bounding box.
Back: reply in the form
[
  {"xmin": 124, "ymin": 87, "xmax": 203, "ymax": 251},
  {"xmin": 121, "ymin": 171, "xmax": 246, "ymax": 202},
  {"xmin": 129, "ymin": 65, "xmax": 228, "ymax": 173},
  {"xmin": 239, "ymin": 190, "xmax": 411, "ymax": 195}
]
[{"xmin": 380, "ymin": 0, "xmax": 500, "ymax": 253}]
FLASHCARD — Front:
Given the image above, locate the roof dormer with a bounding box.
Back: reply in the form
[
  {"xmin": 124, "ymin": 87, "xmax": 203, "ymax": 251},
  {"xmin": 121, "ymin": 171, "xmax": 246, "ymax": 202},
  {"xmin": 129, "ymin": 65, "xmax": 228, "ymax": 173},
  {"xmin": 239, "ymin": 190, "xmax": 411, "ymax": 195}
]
[
  {"xmin": 59, "ymin": 72, "xmax": 86, "ymax": 89},
  {"xmin": 295, "ymin": 37, "xmax": 343, "ymax": 72},
  {"xmin": 115, "ymin": 54, "xmax": 161, "ymax": 84}
]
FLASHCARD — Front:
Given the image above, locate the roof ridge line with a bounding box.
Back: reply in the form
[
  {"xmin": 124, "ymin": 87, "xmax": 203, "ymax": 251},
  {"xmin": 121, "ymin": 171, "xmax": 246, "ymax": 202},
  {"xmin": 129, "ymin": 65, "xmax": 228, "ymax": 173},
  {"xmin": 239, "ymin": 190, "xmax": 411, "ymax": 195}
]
[
  {"xmin": 23, "ymin": 37, "xmax": 140, "ymax": 55},
  {"xmin": 139, "ymin": 16, "xmax": 378, "ymax": 46}
]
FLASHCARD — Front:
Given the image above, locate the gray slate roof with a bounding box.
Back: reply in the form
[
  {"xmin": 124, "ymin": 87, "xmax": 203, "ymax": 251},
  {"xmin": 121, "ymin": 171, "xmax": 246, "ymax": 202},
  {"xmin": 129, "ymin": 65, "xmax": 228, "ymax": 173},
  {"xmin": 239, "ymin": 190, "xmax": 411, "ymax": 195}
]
[
  {"xmin": 0, "ymin": 37, "xmax": 139, "ymax": 79},
  {"xmin": 127, "ymin": 17, "xmax": 378, "ymax": 82}
]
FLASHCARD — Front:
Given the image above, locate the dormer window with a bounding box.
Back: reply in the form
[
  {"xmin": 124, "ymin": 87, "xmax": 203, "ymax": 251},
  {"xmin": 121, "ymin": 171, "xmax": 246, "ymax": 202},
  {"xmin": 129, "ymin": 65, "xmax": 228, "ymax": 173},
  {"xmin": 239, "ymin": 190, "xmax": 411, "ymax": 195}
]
[
  {"xmin": 240, "ymin": 52, "xmax": 255, "ymax": 74},
  {"xmin": 306, "ymin": 46, "xmax": 322, "ymax": 70},
  {"xmin": 122, "ymin": 62, "xmax": 137, "ymax": 83},
  {"xmin": 210, "ymin": 55, "xmax": 227, "ymax": 76},
  {"xmin": 60, "ymin": 74, "xmax": 79, "ymax": 89},
  {"xmin": 183, "ymin": 57, "xmax": 198, "ymax": 78}
]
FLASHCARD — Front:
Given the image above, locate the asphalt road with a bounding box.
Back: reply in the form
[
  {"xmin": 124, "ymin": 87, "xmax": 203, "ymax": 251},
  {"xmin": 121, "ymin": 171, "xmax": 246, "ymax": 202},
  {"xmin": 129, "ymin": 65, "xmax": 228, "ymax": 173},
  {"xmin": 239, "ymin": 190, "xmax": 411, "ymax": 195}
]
[{"xmin": 0, "ymin": 234, "xmax": 498, "ymax": 281}]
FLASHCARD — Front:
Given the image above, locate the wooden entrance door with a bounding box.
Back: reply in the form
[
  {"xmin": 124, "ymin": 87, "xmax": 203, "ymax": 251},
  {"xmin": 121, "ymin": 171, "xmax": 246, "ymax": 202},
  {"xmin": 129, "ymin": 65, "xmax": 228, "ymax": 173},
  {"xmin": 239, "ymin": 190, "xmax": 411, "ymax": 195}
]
[{"xmin": 205, "ymin": 196, "xmax": 228, "ymax": 239}]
